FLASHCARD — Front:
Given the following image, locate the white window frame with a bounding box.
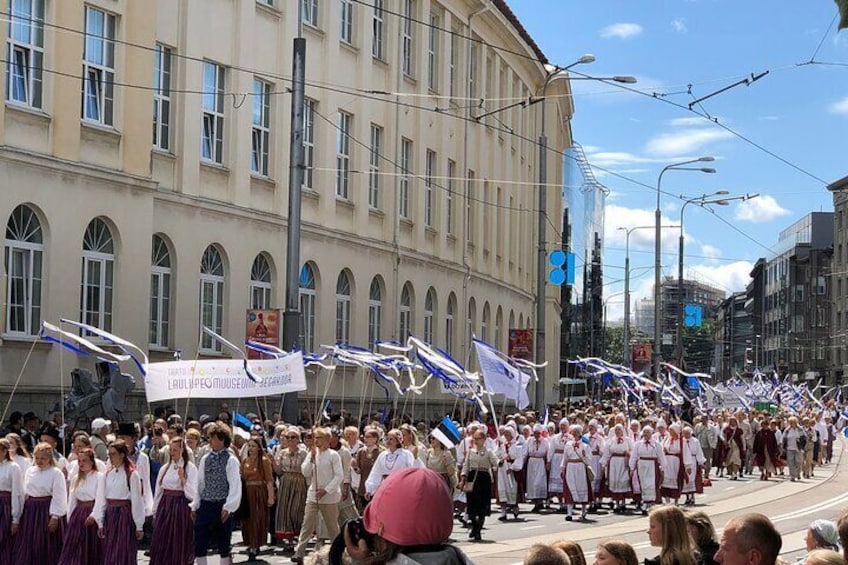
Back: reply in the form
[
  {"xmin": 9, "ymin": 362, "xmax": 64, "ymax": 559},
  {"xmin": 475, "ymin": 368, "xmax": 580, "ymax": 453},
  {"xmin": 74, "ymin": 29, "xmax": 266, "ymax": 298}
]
[
  {"xmin": 149, "ymin": 236, "xmax": 171, "ymax": 348},
  {"xmin": 340, "ymin": 0, "xmax": 353, "ymax": 44},
  {"xmin": 469, "ymin": 42, "xmax": 477, "ymax": 99},
  {"xmin": 251, "ymin": 78, "xmax": 271, "ymax": 176},
  {"xmin": 449, "ymin": 28, "xmax": 458, "ymax": 99},
  {"xmin": 427, "ymin": 13, "xmax": 439, "ymax": 91},
  {"xmin": 445, "ymin": 298, "xmax": 454, "ymax": 354},
  {"xmin": 5, "ymin": 0, "xmax": 44, "ymax": 108},
  {"xmin": 336, "ymin": 110, "xmax": 352, "ymax": 199},
  {"xmin": 82, "ymin": 6, "xmax": 116, "ymax": 125},
  {"xmin": 424, "ymin": 290, "xmax": 435, "ymax": 344},
  {"xmin": 250, "ymin": 254, "xmax": 272, "ymax": 309},
  {"xmin": 399, "ymin": 285, "xmax": 412, "ymax": 341},
  {"xmin": 201, "ymin": 61, "xmax": 225, "ymax": 164},
  {"xmin": 303, "ymin": 98, "xmax": 316, "ymax": 189},
  {"xmin": 466, "ymin": 169, "xmax": 475, "ymax": 244},
  {"xmin": 399, "ymin": 138, "xmax": 411, "ymax": 219},
  {"xmin": 299, "ymin": 264, "xmax": 316, "ymax": 352},
  {"xmin": 446, "ymin": 159, "xmax": 455, "ymax": 235},
  {"xmin": 401, "ymin": 0, "xmax": 414, "ymax": 77},
  {"xmin": 335, "ymin": 271, "xmax": 351, "ymax": 343},
  {"xmin": 369, "ymin": 123, "xmax": 382, "ymax": 209},
  {"xmin": 371, "ymin": 0, "xmax": 384, "ymax": 60},
  {"xmin": 4, "ymin": 205, "xmax": 42, "ymax": 336},
  {"xmin": 424, "ymin": 149, "xmax": 435, "ymax": 227},
  {"xmin": 80, "ymin": 220, "xmax": 114, "ymax": 333},
  {"xmin": 368, "ymin": 278, "xmax": 382, "ymax": 348},
  {"xmin": 199, "ymin": 246, "xmax": 225, "ymax": 353},
  {"xmin": 153, "ymin": 44, "xmax": 172, "ymax": 151},
  {"xmin": 302, "ymin": 0, "xmax": 319, "ymax": 27},
  {"xmin": 481, "ymin": 306, "xmax": 490, "ymax": 342}
]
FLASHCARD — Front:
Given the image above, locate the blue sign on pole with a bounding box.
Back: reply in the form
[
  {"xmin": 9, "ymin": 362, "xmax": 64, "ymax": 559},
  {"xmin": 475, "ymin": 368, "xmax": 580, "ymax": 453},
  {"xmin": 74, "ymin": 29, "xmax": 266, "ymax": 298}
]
[
  {"xmin": 684, "ymin": 304, "xmax": 702, "ymax": 327},
  {"xmin": 548, "ymin": 251, "xmax": 575, "ymax": 286}
]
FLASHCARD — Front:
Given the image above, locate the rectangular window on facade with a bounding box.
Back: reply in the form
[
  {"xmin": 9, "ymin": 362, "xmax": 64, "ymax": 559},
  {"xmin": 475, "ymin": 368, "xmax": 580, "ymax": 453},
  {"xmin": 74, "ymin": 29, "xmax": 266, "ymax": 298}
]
[
  {"xmin": 5, "ymin": 0, "xmax": 44, "ymax": 108},
  {"xmin": 149, "ymin": 268, "xmax": 170, "ymax": 347},
  {"xmin": 399, "ymin": 138, "xmax": 411, "ymax": 218},
  {"xmin": 446, "ymin": 159, "xmax": 455, "ymax": 235},
  {"xmin": 153, "ymin": 44, "xmax": 172, "ymax": 151},
  {"xmin": 401, "ymin": 0, "xmax": 414, "ymax": 77},
  {"xmin": 299, "ymin": 289, "xmax": 315, "ymax": 352},
  {"xmin": 201, "ymin": 61, "xmax": 225, "ymax": 163},
  {"xmin": 336, "ymin": 110, "xmax": 352, "ymax": 199},
  {"xmin": 427, "ymin": 13, "xmax": 439, "ymax": 91},
  {"xmin": 449, "ymin": 28, "xmax": 458, "ymax": 98},
  {"xmin": 369, "ymin": 123, "xmax": 382, "ymax": 209},
  {"xmin": 251, "ymin": 78, "xmax": 271, "ymax": 176},
  {"xmin": 81, "ymin": 255, "xmax": 114, "ymax": 332},
  {"xmin": 372, "ymin": 0, "xmax": 384, "ymax": 59},
  {"xmin": 340, "ymin": 0, "xmax": 353, "ymax": 44},
  {"xmin": 82, "ymin": 6, "xmax": 116, "ymax": 125},
  {"xmin": 466, "ymin": 169, "xmax": 475, "ymax": 244},
  {"xmin": 469, "ymin": 42, "xmax": 477, "ymax": 99},
  {"xmin": 4, "ymin": 243, "xmax": 42, "ymax": 336},
  {"xmin": 368, "ymin": 299, "xmax": 381, "ymax": 348},
  {"xmin": 425, "ymin": 149, "xmax": 435, "ymax": 227},
  {"xmin": 302, "ymin": 0, "xmax": 319, "ymax": 27},
  {"xmin": 303, "ymin": 98, "xmax": 316, "ymax": 188}
]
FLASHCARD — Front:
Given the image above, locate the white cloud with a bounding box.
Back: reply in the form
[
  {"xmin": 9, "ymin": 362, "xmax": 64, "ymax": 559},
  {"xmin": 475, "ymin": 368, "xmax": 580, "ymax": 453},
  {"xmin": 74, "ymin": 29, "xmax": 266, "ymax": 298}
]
[
  {"xmin": 830, "ymin": 97, "xmax": 848, "ymax": 116},
  {"xmin": 668, "ymin": 117, "xmax": 707, "ymax": 128},
  {"xmin": 686, "ymin": 261, "xmax": 754, "ymax": 295},
  {"xmin": 604, "ymin": 204, "xmax": 686, "ymax": 256},
  {"xmin": 645, "ymin": 128, "xmax": 734, "ymax": 157},
  {"xmin": 700, "ymin": 244, "xmax": 722, "ymax": 261},
  {"xmin": 672, "ymin": 18, "xmax": 688, "ymax": 34},
  {"xmin": 759, "ymin": 116, "xmax": 779, "ymax": 121},
  {"xmin": 733, "ymin": 194, "xmax": 790, "ymax": 223},
  {"xmin": 600, "ymin": 23, "xmax": 643, "ymax": 40}
]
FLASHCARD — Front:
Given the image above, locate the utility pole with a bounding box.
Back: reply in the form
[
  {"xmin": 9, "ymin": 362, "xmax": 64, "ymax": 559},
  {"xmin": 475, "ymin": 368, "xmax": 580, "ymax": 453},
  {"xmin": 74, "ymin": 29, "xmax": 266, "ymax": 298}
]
[{"xmin": 281, "ymin": 35, "xmax": 306, "ymax": 424}]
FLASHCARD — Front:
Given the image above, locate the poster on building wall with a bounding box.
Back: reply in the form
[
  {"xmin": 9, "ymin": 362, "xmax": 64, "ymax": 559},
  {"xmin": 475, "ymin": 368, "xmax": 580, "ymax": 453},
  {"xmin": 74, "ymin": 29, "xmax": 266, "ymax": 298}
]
[
  {"xmin": 246, "ymin": 309, "xmax": 281, "ymax": 359},
  {"xmin": 508, "ymin": 329, "xmax": 533, "ymax": 360},
  {"xmin": 631, "ymin": 342, "xmax": 652, "ymax": 373}
]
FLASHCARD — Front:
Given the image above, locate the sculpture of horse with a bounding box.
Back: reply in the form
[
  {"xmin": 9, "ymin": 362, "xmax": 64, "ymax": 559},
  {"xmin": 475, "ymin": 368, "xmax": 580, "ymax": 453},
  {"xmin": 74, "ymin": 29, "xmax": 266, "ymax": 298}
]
[{"xmin": 54, "ymin": 361, "xmax": 136, "ymax": 428}]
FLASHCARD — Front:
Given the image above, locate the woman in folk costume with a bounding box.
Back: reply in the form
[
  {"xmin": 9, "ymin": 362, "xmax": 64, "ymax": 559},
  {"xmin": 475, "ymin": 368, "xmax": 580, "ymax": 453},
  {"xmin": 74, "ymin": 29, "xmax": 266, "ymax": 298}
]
[
  {"xmin": 660, "ymin": 423, "xmax": 691, "ymax": 505},
  {"xmin": 363, "ymin": 429, "xmax": 414, "ymax": 498},
  {"xmin": 150, "ymin": 437, "xmax": 198, "ymax": 565},
  {"xmin": 424, "ymin": 432, "xmax": 458, "ymax": 491},
  {"xmin": 495, "ymin": 426, "xmax": 525, "ymax": 521},
  {"xmin": 13, "ymin": 442, "xmax": 67, "ymax": 564},
  {"xmin": 0, "ymin": 438, "xmax": 23, "ymax": 565},
  {"xmin": 545, "ymin": 419, "xmax": 571, "ymax": 511},
  {"xmin": 524, "ymin": 424, "xmax": 549, "ymax": 512},
  {"xmin": 561, "ymin": 424, "xmax": 594, "ymax": 522},
  {"xmin": 400, "ymin": 424, "xmax": 426, "ymax": 468},
  {"xmin": 57, "ymin": 448, "xmax": 102, "ymax": 565},
  {"xmin": 92, "ymin": 440, "xmax": 145, "ymax": 565},
  {"xmin": 599, "ymin": 424, "xmax": 632, "ymax": 514},
  {"xmin": 274, "ymin": 426, "xmax": 308, "ymax": 547},
  {"xmin": 753, "ymin": 418, "xmax": 781, "ymax": 481},
  {"xmin": 586, "ymin": 419, "xmax": 605, "ymax": 510},
  {"xmin": 459, "ymin": 429, "xmax": 498, "ymax": 542},
  {"xmin": 629, "ymin": 426, "xmax": 664, "ymax": 516},
  {"xmin": 680, "ymin": 426, "xmax": 706, "ymax": 506},
  {"xmin": 723, "ymin": 416, "xmax": 745, "ymax": 480}
]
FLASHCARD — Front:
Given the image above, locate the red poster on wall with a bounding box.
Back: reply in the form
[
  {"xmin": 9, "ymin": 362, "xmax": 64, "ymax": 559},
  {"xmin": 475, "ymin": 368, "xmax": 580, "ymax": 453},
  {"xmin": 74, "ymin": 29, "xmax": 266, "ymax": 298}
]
[
  {"xmin": 631, "ymin": 342, "xmax": 653, "ymax": 373},
  {"xmin": 246, "ymin": 309, "xmax": 281, "ymax": 359},
  {"xmin": 508, "ymin": 329, "xmax": 533, "ymax": 360}
]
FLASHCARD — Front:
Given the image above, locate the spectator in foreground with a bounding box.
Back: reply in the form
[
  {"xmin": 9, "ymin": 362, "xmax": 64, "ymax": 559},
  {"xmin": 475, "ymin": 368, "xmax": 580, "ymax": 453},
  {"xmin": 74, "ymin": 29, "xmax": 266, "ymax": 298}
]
[
  {"xmin": 685, "ymin": 510, "xmax": 720, "ymax": 565},
  {"xmin": 802, "ymin": 520, "xmax": 840, "ymax": 554},
  {"xmin": 803, "ymin": 549, "xmax": 842, "ymax": 565},
  {"xmin": 836, "ymin": 510, "xmax": 848, "ymax": 564},
  {"xmin": 593, "ymin": 540, "xmax": 639, "ymax": 565},
  {"xmin": 551, "ymin": 540, "xmax": 587, "ymax": 565},
  {"xmin": 524, "ymin": 544, "xmax": 571, "ymax": 565},
  {"xmin": 646, "ymin": 505, "xmax": 697, "ymax": 565},
  {"xmin": 715, "ymin": 513, "xmax": 782, "ymax": 565}
]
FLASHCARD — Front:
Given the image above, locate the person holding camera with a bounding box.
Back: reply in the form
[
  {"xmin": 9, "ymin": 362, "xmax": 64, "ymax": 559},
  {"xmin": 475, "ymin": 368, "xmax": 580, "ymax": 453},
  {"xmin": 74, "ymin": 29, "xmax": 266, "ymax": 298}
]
[{"xmin": 459, "ymin": 429, "xmax": 498, "ymax": 542}]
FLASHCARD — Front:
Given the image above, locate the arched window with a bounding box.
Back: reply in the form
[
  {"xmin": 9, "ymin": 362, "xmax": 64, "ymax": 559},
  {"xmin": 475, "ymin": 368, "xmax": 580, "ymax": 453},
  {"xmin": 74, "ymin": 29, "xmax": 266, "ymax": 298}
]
[
  {"xmin": 81, "ymin": 218, "xmax": 114, "ymax": 331},
  {"xmin": 4, "ymin": 205, "xmax": 43, "ymax": 335},
  {"xmin": 335, "ymin": 270, "xmax": 352, "ymax": 343},
  {"xmin": 445, "ymin": 292, "xmax": 456, "ymax": 355},
  {"xmin": 495, "ymin": 306, "xmax": 503, "ymax": 350},
  {"xmin": 149, "ymin": 235, "xmax": 171, "ymax": 348},
  {"xmin": 199, "ymin": 245, "xmax": 225, "ymax": 352},
  {"xmin": 467, "ymin": 298, "xmax": 476, "ymax": 349},
  {"xmin": 399, "ymin": 283, "xmax": 413, "ymax": 341},
  {"xmin": 424, "ymin": 287, "xmax": 436, "ymax": 344},
  {"xmin": 481, "ymin": 302, "xmax": 491, "ymax": 343},
  {"xmin": 250, "ymin": 253, "xmax": 272, "ymax": 309},
  {"xmin": 368, "ymin": 277, "xmax": 382, "ymax": 348},
  {"xmin": 299, "ymin": 263, "xmax": 316, "ymax": 352}
]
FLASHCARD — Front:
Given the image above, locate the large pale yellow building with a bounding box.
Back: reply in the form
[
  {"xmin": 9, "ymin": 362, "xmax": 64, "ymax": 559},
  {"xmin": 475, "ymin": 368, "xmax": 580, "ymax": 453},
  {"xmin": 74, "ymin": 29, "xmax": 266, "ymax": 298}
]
[{"xmin": 0, "ymin": 0, "xmax": 572, "ymax": 419}]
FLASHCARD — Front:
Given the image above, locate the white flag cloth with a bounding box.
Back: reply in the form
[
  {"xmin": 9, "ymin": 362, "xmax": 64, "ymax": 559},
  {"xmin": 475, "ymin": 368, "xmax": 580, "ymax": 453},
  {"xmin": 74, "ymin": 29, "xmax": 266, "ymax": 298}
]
[{"xmin": 473, "ymin": 339, "xmax": 531, "ymax": 409}]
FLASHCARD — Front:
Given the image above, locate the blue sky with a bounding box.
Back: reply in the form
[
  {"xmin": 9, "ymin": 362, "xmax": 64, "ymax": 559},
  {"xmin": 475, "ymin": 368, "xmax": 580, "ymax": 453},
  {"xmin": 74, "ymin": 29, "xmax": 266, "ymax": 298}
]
[{"xmin": 510, "ymin": 1, "xmax": 848, "ymax": 321}]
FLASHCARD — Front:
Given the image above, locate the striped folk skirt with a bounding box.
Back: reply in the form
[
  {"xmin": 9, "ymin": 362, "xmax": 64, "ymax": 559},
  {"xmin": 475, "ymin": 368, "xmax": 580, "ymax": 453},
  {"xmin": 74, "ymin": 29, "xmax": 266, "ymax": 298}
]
[
  {"xmin": 0, "ymin": 492, "xmax": 12, "ymax": 565},
  {"xmin": 242, "ymin": 482, "xmax": 269, "ymax": 549},
  {"xmin": 102, "ymin": 500, "xmax": 138, "ymax": 565},
  {"xmin": 12, "ymin": 495, "xmax": 66, "ymax": 565},
  {"xmin": 57, "ymin": 500, "xmax": 100, "ymax": 565},
  {"xmin": 150, "ymin": 490, "xmax": 193, "ymax": 565},
  {"xmin": 275, "ymin": 472, "xmax": 307, "ymax": 542}
]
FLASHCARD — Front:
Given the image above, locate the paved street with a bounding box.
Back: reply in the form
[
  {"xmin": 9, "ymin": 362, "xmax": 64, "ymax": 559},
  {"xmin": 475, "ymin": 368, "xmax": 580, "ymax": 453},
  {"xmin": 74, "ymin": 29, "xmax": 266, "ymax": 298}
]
[{"xmin": 139, "ymin": 442, "xmax": 848, "ymax": 564}]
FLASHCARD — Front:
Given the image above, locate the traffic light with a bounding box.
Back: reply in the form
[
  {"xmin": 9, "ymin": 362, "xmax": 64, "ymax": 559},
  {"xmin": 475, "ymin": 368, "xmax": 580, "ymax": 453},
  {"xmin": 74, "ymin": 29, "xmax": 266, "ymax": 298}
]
[{"xmin": 548, "ymin": 250, "xmax": 575, "ymax": 286}]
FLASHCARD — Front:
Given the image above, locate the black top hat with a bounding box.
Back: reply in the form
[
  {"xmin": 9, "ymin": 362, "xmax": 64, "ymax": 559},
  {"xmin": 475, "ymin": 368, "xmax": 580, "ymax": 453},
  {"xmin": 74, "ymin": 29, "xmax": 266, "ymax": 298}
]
[
  {"xmin": 117, "ymin": 422, "xmax": 139, "ymax": 437},
  {"xmin": 39, "ymin": 423, "xmax": 60, "ymax": 442}
]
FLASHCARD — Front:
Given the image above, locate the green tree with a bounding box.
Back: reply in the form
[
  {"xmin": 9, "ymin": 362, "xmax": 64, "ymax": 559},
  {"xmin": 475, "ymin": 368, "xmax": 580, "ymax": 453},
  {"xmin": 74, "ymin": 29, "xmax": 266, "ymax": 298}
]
[
  {"xmin": 681, "ymin": 320, "xmax": 715, "ymax": 374},
  {"xmin": 604, "ymin": 326, "xmax": 625, "ymax": 363}
]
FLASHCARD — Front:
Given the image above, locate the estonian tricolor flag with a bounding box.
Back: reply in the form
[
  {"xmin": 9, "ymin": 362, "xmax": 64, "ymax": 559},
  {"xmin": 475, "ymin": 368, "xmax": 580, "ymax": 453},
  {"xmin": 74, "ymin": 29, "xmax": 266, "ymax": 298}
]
[{"xmin": 431, "ymin": 416, "xmax": 462, "ymax": 449}]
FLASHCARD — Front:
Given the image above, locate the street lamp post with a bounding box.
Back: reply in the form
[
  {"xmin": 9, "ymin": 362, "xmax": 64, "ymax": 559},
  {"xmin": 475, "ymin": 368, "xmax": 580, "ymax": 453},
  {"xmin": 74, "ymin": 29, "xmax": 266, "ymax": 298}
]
[{"xmin": 654, "ymin": 157, "xmax": 715, "ymax": 379}]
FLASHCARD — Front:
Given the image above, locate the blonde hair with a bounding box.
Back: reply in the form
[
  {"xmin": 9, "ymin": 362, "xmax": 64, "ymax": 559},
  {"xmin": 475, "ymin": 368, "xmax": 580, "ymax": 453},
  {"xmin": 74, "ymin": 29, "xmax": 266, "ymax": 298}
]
[
  {"xmin": 0, "ymin": 439, "xmax": 11, "ymax": 462},
  {"xmin": 649, "ymin": 505, "xmax": 697, "ymax": 565},
  {"xmin": 805, "ymin": 550, "xmax": 844, "ymax": 565},
  {"xmin": 33, "ymin": 442, "xmax": 56, "ymax": 467}
]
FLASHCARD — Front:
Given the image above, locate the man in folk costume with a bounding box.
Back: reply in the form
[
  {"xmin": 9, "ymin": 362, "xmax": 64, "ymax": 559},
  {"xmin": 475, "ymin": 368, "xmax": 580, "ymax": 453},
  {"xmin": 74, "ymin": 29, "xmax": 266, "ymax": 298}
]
[
  {"xmin": 586, "ymin": 419, "xmax": 605, "ymax": 511},
  {"xmin": 545, "ymin": 419, "xmax": 570, "ymax": 512},
  {"xmin": 599, "ymin": 423, "xmax": 632, "ymax": 514},
  {"xmin": 723, "ymin": 416, "xmax": 745, "ymax": 480},
  {"xmin": 660, "ymin": 423, "xmax": 690, "ymax": 505},
  {"xmin": 496, "ymin": 426, "xmax": 525, "ymax": 521},
  {"xmin": 561, "ymin": 424, "xmax": 593, "ymax": 522},
  {"xmin": 630, "ymin": 426, "xmax": 664, "ymax": 516},
  {"xmin": 693, "ymin": 415, "xmax": 718, "ymax": 479},
  {"xmin": 739, "ymin": 410, "xmax": 755, "ymax": 477},
  {"xmin": 752, "ymin": 417, "xmax": 781, "ymax": 481},
  {"xmin": 524, "ymin": 424, "xmax": 549, "ymax": 512},
  {"xmin": 681, "ymin": 426, "xmax": 706, "ymax": 506}
]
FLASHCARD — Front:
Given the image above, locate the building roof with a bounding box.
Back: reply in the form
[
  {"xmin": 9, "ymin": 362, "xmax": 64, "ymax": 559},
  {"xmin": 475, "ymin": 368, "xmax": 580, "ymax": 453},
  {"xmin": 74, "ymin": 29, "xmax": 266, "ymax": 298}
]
[
  {"xmin": 493, "ymin": 0, "xmax": 548, "ymax": 65},
  {"xmin": 827, "ymin": 173, "xmax": 848, "ymax": 192}
]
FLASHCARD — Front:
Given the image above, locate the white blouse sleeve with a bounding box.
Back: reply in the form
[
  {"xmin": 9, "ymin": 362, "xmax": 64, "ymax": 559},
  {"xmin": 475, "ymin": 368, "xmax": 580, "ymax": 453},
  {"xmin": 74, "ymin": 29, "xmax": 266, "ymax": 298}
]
[
  {"xmin": 184, "ymin": 462, "xmax": 199, "ymax": 504},
  {"xmin": 10, "ymin": 462, "xmax": 23, "ymax": 524},
  {"xmin": 92, "ymin": 469, "xmax": 107, "ymax": 528},
  {"xmin": 49, "ymin": 468, "xmax": 68, "ymax": 518},
  {"xmin": 130, "ymin": 471, "xmax": 145, "ymax": 531}
]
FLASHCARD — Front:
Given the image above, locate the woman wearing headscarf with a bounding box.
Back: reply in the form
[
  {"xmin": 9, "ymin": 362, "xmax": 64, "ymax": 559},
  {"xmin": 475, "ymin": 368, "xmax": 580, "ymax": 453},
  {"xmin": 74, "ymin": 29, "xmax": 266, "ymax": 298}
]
[
  {"xmin": 630, "ymin": 427, "xmax": 664, "ymax": 516},
  {"xmin": 798, "ymin": 519, "xmax": 841, "ymax": 564},
  {"xmin": 546, "ymin": 419, "xmax": 571, "ymax": 511},
  {"xmin": 364, "ymin": 429, "xmax": 414, "ymax": 499},
  {"xmin": 722, "ymin": 417, "xmax": 745, "ymax": 481},
  {"xmin": 524, "ymin": 424, "xmax": 549, "ymax": 512},
  {"xmin": 661, "ymin": 423, "xmax": 691, "ymax": 506},
  {"xmin": 562, "ymin": 424, "xmax": 594, "ymax": 522},
  {"xmin": 600, "ymin": 424, "xmax": 632, "ymax": 514},
  {"xmin": 496, "ymin": 426, "xmax": 525, "ymax": 521},
  {"xmin": 681, "ymin": 427, "xmax": 706, "ymax": 506}
]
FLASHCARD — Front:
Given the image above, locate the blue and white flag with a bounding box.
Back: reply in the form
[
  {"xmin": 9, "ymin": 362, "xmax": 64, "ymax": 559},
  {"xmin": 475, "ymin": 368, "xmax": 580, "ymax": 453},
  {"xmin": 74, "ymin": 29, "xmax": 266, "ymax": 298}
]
[
  {"xmin": 473, "ymin": 338, "xmax": 531, "ymax": 409},
  {"xmin": 431, "ymin": 416, "xmax": 462, "ymax": 449}
]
